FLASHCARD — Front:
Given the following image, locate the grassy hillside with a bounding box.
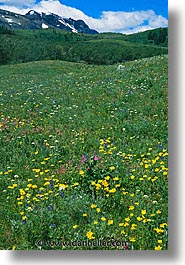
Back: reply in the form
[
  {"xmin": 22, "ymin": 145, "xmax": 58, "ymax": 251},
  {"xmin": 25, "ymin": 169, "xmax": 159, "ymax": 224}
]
[
  {"xmin": 0, "ymin": 55, "xmax": 168, "ymax": 250},
  {"xmin": 0, "ymin": 28, "xmax": 168, "ymax": 65},
  {"xmin": 122, "ymin": 27, "xmax": 168, "ymax": 46}
]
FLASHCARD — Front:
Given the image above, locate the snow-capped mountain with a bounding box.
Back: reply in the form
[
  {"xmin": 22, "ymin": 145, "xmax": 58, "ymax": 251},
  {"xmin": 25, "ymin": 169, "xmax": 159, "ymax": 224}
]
[{"xmin": 0, "ymin": 9, "xmax": 98, "ymax": 34}]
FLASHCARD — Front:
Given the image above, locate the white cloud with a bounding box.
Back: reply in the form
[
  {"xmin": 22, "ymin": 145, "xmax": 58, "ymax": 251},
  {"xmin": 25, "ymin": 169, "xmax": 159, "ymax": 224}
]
[
  {"xmin": 0, "ymin": 0, "xmax": 168, "ymax": 34},
  {"xmin": 0, "ymin": 0, "xmax": 35, "ymax": 7}
]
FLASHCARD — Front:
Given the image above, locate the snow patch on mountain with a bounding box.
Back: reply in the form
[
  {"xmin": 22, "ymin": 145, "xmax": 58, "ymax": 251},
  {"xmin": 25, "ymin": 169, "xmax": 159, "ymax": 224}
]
[
  {"xmin": 5, "ymin": 18, "xmax": 13, "ymax": 23},
  {"xmin": 29, "ymin": 10, "xmax": 35, "ymax": 15},
  {"xmin": 42, "ymin": 23, "xmax": 48, "ymax": 29},
  {"xmin": 58, "ymin": 19, "xmax": 78, "ymax": 33}
]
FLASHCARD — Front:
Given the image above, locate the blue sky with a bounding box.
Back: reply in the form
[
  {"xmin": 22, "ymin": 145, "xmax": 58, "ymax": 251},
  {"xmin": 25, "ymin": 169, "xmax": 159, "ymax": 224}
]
[
  {"xmin": 60, "ymin": 0, "xmax": 168, "ymax": 19},
  {"xmin": 0, "ymin": 0, "xmax": 168, "ymax": 34}
]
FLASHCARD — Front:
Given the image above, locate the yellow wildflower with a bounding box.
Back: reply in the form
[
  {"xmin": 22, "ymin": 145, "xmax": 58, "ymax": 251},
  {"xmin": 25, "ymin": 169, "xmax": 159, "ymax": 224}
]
[
  {"xmin": 91, "ymin": 204, "xmax": 97, "ymax": 209},
  {"xmin": 86, "ymin": 231, "xmax": 95, "ymax": 240},
  {"xmin": 44, "ymin": 181, "xmax": 50, "ymax": 186},
  {"xmin": 28, "ymin": 179, "xmax": 33, "ymax": 182},
  {"xmin": 108, "ymin": 220, "xmax": 113, "ymax": 225},
  {"xmin": 131, "ymin": 224, "xmax": 137, "ymax": 230},
  {"xmin": 160, "ymin": 223, "xmax": 168, "ymax": 228},
  {"xmin": 96, "ymin": 183, "xmax": 101, "ymax": 190},
  {"xmin": 32, "ymin": 168, "xmax": 40, "ymax": 173},
  {"xmin": 130, "ymin": 213, "xmax": 134, "ymax": 217},
  {"xmin": 59, "ymin": 184, "xmax": 68, "ymax": 190},
  {"xmin": 154, "ymin": 228, "xmax": 164, "ymax": 233},
  {"xmin": 109, "ymin": 166, "xmax": 115, "ymax": 171},
  {"xmin": 109, "ymin": 188, "xmax": 116, "ymax": 193},
  {"xmin": 91, "ymin": 181, "xmax": 96, "ymax": 186},
  {"xmin": 79, "ymin": 170, "xmax": 85, "ymax": 176},
  {"xmin": 154, "ymin": 245, "xmax": 162, "ymax": 250},
  {"xmin": 102, "ymin": 180, "xmax": 109, "ymax": 187}
]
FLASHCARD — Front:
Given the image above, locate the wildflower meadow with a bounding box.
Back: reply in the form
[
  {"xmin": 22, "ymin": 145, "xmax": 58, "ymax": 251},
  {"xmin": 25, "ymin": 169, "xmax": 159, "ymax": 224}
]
[{"xmin": 0, "ymin": 55, "xmax": 168, "ymax": 250}]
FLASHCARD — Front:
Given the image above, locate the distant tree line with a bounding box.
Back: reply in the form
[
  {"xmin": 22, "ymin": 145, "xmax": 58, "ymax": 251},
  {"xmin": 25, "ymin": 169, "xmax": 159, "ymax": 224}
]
[
  {"xmin": 0, "ymin": 25, "xmax": 14, "ymax": 35},
  {"xmin": 0, "ymin": 26, "xmax": 14, "ymax": 64},
  {"xmin": 0, "ymin": 45, "xmax": 8, "ymax": 64},
  {"xmin": 148, "ymin": 28, "xmax": 168, "ymax": 45}
]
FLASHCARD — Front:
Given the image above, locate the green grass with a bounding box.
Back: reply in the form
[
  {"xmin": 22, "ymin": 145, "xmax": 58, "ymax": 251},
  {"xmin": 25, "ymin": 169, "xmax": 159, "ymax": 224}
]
[{"xmin": 0, "ymin": 55, "xmax": 168, "ymax": 250}]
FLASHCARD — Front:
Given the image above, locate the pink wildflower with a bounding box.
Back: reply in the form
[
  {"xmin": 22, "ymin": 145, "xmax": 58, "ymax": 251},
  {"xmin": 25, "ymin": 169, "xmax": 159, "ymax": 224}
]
[
  {"xmin": 94, "ymin": 156, "xmax": 99, "ymax": 161},
  {"xmin": 81, "ymin": 155, "xmax": 85, "ymax": 164}
]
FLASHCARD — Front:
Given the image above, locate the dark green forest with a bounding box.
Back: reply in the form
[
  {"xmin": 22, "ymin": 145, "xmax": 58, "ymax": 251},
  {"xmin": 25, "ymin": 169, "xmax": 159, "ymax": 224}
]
[{"xmin": 0, "ymin": 26, "xmax": 168, "ymax": 65}]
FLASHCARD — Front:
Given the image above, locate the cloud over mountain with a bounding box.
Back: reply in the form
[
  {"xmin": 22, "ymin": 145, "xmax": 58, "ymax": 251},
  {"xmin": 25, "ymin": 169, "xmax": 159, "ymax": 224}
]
[{"xmin": 0, "ymin": 0, "xmax": 168, "ymax": 33}]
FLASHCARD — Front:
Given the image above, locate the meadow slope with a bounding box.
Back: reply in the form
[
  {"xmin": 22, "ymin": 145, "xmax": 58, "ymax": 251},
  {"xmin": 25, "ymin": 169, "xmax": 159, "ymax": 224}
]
[{"xmin": 0, "ymin": 55, "xmax": 168, "ymax": 250}]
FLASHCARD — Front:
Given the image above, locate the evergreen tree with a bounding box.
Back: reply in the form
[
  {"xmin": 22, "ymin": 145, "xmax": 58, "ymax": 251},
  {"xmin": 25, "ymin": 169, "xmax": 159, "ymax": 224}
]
[
  {"xmin": 159, "ymin": 28, "xmax": 167, "ymax": 43},
  {"xmin": 0, "ymin": 45, "xmax": 9, "ymax": 64}
]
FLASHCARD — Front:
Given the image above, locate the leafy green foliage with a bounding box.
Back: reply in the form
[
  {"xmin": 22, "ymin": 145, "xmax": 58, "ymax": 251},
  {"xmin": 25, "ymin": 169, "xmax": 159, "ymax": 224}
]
[{"xmin": 0, "ymin": 28, "xmax": 168, "ymax": 65}]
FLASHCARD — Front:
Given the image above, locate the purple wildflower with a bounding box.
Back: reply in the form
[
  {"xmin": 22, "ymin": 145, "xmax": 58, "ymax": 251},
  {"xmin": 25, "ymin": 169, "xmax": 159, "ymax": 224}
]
[
  {"xmin": 49, "ymin": 204, "xmax": 54, "ymax": 211},
  {"xmin": 49, "ymin": 179, "xmax": 54, "ymax": 187},
  {"xmin": 59, "ymin": 191, "xmax": 64, "ymax": 197}
]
